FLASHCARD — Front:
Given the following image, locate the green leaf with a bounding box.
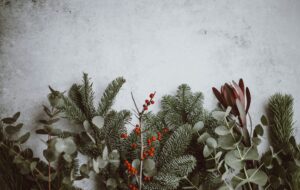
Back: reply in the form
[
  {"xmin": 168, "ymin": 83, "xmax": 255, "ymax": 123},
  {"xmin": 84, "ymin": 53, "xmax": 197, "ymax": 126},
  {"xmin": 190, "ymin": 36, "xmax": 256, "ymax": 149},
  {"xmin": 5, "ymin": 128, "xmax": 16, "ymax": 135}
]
[
  {"xmin": 13, "ymin": 112, "xmax": 21, "ymax": 121},
  {"xmin": 132, "ymin": 159, "xmax": 140, "ymax": 169},
  {"xmin": 39, "ymin": 118, "xmax": 60, "ymax": 125},
  {"xmin": 212, "ymin": 111, "xmax": 226, "ymax": 121},
  {"xmin": 55, "ymin": 137, "xmax": 76, "ymax": 154},
  {"xmin": 254, "ymin": 124, "xmax": 264, "ymax": 136},
  {"xmin": 206, "ymin": 137, "xmax": 217, "ymax": 149},
  {"xmin": 5, "ymin": 124, "xmax": 23, "ymax": 135},
  {"xmin": 197, "ymin": 132, "xmax": 210, "ymax": 143},
  {"xmin": 215, "ymin": 126, "xmax": 230, "ymax": 136},
  {"xmin": 144, "ymin": 158, "xmax": 156, "ymax": 175},
  {"xmin": 203, "ymin": 145, "xmax": 213, "ymax": 158},
  {"xmin": 80, "ymin": 164, "xmax": 90, "ymax": 178},
  {"xmin": 225, "ymin": 150, "xmax": 244, "ymax": 170},
  {"xmin": 261, "ymin": 115, "xmax": 268, "ymax": 126},
  {"xmin": 43, "ymin": 149, "xmax": 56, "ymax": 162},
  {"xmin": 92, "ymin": 116, "xmax": 104, "ymax": 129},
  {"xmin": 243, "ymin": 147, "xmax": 259, "ymax": 160},
  {"xmin": 18, "ymin": 132, "xmax": 30, "ymax": 144},
  {"xmin": 2, "ymin": 118, "xmax": 15, "ymax": 124},
  {"xmin": 36, "ymin": 129, "xmax": 48, "ymax": 134},
  {"xmin": 30, "ymin": 161, "xmax": 37, "ymax": 172},
  {"xmin": 193, "ymin": 121, "xmax": 204, "ymax": 133},
  {"xmin": 232, "ymin": 169, "xmax": 268, "ymax": 188},
  {"xmin": 106, "ymin": 178, "xmax": 117, "ymax": 189},
  {"xmin": 218, "ymin": 134, "xmax": 237, "ymax": 150}
]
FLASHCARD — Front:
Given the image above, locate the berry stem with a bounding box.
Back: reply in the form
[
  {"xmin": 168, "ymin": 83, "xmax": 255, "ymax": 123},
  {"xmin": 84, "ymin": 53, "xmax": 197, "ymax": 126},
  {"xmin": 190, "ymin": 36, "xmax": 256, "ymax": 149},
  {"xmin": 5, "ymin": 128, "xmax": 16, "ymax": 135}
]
[{"xmin": 138, "ymin": 117, "xmax": 143, "ymax": 190}]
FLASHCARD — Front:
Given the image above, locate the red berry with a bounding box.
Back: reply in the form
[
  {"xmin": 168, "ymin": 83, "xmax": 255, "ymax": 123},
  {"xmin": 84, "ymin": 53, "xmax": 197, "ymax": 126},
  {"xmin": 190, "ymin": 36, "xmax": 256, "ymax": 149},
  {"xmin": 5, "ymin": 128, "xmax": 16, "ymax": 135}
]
[
  {"xmin": 143, "ymin": 106, "xmax": 148, "ymax": 111},
  {"xmin": 145, "ymin": 99, "xmax": 150, "ymax": 105},
  {"xmin": 151, "ymin": 136, "xmax": 156, "ymax": 141},
  {"xmin": 163, "ymin": 128, "xmax": 169, "ymax": 133},
  {"xmin": 121, "ymin": 133, "xmax": 128, "ymax": 139},
  {"xmin": 149, "ymin": 93, "xmax": 155, "ymax": 99},
  {"xmin": 131, "ymin": 143, "xmax": 137, "ymax": 149},
  {"xmin": 134, "ymin": 127, "xmax": 141, "ymax": 135},
  {"xmin": 150, "ymin": 100, "xmax": 155, "ymax": 104}
]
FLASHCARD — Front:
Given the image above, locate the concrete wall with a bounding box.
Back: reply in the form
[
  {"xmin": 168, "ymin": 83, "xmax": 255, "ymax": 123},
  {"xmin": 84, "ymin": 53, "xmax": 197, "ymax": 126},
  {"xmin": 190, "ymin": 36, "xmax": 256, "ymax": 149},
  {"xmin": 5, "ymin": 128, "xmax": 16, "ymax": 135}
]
[{"xmin": 1, "ymin": 0, "xmax": 300, "ymax": 189}]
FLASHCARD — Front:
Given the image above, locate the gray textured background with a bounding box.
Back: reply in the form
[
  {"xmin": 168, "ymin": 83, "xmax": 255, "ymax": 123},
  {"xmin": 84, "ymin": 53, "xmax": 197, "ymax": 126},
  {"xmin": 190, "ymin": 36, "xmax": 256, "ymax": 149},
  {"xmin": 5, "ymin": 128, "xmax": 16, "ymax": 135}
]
[{"xmin": 0, "ymin": 0, "xmax": 300, "ymax": 189}]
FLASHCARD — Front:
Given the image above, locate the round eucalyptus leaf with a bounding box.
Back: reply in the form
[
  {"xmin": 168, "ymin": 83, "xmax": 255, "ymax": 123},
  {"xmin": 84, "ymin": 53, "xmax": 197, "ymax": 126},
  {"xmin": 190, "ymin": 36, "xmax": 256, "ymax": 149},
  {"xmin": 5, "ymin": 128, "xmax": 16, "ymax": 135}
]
[
  {"xmin": 80, "ymin": 164, "xmax": 90, "ymax": 178},
  {"xmin": 43, "ymin": 149, "xmax": 56, "ymax": 162},
  {"xmin": 63, "ymin": 154, "xmax": 73, "ymax": 162},
  {"xmin": 193, "ymin": 121, "xmax": 204, "ymax": 133},
  {"xmin": 132, "ymin": 159, "xmax": 140, "ymax": 169},
  {"xmin": 212, "ymin": 111, "xmax": 226, "ymax": 121},
  {"xmin": 109, "ymin": 159, "xmax": 120, "ymax": 168},
  {"xmin": 246, "ymin": 169, "xmax": 268, "ymax": 186},
  {"xmin": 218, "ymin": 134, "xmax": 237, "ymax": 150},
  {"xmin": 224, "ymin": 150, "xmax": 244, "ymax": 170},
  {"xmin": 243, "ymin": 147, "xmax": 259, "ymax": 160},
  {"xmin": 143, "ymin": 158, "xmax": 156, "ymax": 173},
  {"xmin": 203, "ymin": 145, "xmax": 213, "ymax": 158},
  {"xmin": 30, "ymin": 161, "xmax": 37, "ymax": 172},
  {"xmin": 254, "ymin": 124, "xmax": 264, "ymax": 136},
  {"xmin": 215, "ymin": 126, "xmax": 230, "ymax": 136},
  {"xmin": 206, "ymin": 137, "xmax": 217, "ymax": 149},
  {"xmin": 55, "ymin": 137, "xmax": 76, "ymax": 155},
  {"xmin": 109, "ymin": 150, "xmax": 120, "ymax": 160},
  {"xmin": 197, "ymin": 132, "xmax": 210, "ymax": 143},
  {"xmin": 143, "ymin": 167, "xmax": 157, "ymax": 177},
  {"xmin": 106, "ymin": 178, "xmax": 117, "ymax": 188},
  {"xmin": 260, "ymin": 115, "xmax": 268, "ymax": 126},
  {"xmin": 92, "ymin": 116, "xmax": 104, "ymax": 129},
  {"xmin": 97, "ymin": 157, "xmax": 109, "ymax": 169}
]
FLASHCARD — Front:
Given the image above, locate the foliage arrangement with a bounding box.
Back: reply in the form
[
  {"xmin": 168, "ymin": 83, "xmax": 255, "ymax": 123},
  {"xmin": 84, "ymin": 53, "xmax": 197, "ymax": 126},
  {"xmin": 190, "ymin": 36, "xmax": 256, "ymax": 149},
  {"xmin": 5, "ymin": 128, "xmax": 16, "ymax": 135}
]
[{"xmin": 0, "ymin": 74, "xmax": 299, "ymax": 190}]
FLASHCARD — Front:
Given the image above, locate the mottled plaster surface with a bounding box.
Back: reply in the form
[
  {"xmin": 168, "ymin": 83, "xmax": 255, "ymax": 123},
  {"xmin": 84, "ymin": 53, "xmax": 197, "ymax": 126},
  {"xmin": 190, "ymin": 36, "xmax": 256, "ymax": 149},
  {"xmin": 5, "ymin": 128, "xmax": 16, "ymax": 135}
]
[{"xmin": 0, "ymin": 0, "xmax": 300, "ymax": 189}]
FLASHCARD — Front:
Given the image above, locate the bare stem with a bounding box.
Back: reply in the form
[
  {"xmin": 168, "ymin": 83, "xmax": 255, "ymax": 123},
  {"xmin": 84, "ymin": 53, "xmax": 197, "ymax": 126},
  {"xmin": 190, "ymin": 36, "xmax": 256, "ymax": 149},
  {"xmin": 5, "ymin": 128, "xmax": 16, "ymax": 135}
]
[{"xmin": 139, "ymin": 117, "xmax": 143, "ymax": 190}]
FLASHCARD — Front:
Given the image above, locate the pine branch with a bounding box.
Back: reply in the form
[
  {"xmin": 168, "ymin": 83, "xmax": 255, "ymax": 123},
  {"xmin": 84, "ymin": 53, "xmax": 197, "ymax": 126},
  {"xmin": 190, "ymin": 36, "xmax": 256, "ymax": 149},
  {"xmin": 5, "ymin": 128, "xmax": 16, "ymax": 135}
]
[{"xmin": 98, "ymin": 77, "xmax": 126, "ymax": 116}]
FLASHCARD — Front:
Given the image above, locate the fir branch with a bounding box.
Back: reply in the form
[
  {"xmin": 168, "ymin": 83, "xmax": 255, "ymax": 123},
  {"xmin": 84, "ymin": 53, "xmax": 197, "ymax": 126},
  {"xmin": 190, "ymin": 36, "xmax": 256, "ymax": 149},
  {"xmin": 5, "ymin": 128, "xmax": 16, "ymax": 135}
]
[
  {"xmin": 161, "ymin": 84, "xmax": 204, "ymax": 127},
  {"xmin": 98, "ymin": 77, "xmax": 126, "ymax": 116},
  {"xmin": 160, "ymin": 155, "xmax": 196, "ymax": 176},
  {"xmin": 158, "ymin": 124, "xmax": 193, "ymax": 166},
  {"xmin": 268, "ymin": 93, "xmax": 294, "ymax": 153},
  {"xmin": 62, "ymin": 97, "xmax": 86, "ymax": 123},
  {"xmin": 80, "ymin": 73, "xmax": 96, "ymax": 120},
  {"xmin": 103, "ymin": 110, "xmax": 131, "ymax": 152}
]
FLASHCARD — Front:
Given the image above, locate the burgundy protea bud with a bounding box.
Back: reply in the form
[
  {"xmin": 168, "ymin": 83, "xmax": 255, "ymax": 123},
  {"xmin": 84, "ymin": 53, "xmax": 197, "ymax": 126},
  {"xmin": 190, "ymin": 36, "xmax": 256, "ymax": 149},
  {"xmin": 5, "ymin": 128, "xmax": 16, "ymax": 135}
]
[{"xmin": 212, "ymin": 79, "xmax": 251, "ymax": 127}]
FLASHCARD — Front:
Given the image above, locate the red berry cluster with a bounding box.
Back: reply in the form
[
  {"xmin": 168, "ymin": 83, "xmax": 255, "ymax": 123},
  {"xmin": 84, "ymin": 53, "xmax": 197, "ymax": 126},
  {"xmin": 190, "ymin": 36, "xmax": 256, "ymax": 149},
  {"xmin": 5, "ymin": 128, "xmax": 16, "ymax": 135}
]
[
  {"xmin": 124, "ymin": 160, "xmax": 138, "ymax": 175},
  {"xmin": 143, "ymin": 93, "xmax": 155, "ymax": 111},
  {"xmin": 143, "ymin": 146, "xmax": 155, "ymax": 159},
  {"xmin": 128, "ymin": 184, "xmax": 138, "ymax": 190}
]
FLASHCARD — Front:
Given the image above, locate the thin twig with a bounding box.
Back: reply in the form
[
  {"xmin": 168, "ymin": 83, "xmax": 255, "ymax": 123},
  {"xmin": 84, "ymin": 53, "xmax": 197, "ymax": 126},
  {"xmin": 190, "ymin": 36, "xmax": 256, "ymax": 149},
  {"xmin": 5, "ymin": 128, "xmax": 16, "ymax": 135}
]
[{"xmin": 131, "ymin": 92, "xmax": 140, "ymax": 114}]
